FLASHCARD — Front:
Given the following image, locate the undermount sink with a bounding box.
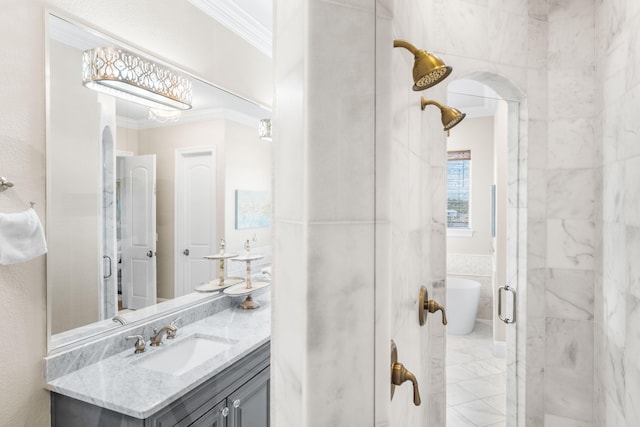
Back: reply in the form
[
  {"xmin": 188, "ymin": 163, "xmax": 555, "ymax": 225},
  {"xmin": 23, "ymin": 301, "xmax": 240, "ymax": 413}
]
[{"xmin": 134, "ymin": 334, "xmax": 238, "ymax": 376}]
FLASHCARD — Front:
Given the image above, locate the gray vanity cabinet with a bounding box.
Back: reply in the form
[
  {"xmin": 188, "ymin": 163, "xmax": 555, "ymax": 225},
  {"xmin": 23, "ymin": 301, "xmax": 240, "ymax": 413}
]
[
  {"xmin": 51, "ymin": 342, "xmax": 269, "ymax": 427},
  {"xmin": 227, "ymin": 366, "xmax": 270, "ymax": 427},
  {"xmin": 186, "ymin": 399, "xmax": 227, "ymax": 427},
  {"xmin": 186, "ymin": 366, "xmax": 269, "ymax": 427}
]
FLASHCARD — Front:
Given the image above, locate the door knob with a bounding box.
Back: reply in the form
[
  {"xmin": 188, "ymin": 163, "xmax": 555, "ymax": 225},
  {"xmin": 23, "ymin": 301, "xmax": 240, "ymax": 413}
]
[
  {"xmin": 183, "ymin": 249, "xmax": 190, "ymax": 256},
  {"xmin": 418, "ymin": 286, "xmax": 447, "ymax": 326},
  {"xmin": 146, "ymin": 250, "xmax": 153, "ymax": 258},
  {"xmin": 390, "ymin": 340, "xmax": 421, "ymax": 406}
]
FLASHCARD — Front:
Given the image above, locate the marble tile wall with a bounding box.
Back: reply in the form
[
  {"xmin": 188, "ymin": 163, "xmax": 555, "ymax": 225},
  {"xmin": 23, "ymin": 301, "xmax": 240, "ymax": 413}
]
[
  {"xmin": 273, "ymin": 0, "xmax": 377, "ymax": 425},
  {"xmin": 544, "ymin": 1, "xmax": 596, "ymax": 425},
  {"xmin": 99, "ymin": 95, "xmax": 118, "ymax": 321},
  {"xmin": 594, "ymin": 0, "xmax": 640, "ymax": 426}
]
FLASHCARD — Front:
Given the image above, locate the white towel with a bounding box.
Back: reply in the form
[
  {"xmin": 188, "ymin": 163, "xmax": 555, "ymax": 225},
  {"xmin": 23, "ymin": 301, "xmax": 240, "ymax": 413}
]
[{"xmin": 0, "ymin": 208, "xmax": 47, "ymax": 265}]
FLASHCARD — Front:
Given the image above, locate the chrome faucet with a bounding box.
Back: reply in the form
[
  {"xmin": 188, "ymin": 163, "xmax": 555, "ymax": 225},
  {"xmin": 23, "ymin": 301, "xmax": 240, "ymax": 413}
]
[{"xmin": 149, "ymin": 317, "xmax": 181, "ymax": 346}]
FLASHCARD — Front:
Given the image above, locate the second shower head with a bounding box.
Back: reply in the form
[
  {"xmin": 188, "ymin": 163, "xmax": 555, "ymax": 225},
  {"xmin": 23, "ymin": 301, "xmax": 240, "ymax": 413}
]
[{"xmin": 420, "ymin": 97, "xmax": 466, "ymax": 131}]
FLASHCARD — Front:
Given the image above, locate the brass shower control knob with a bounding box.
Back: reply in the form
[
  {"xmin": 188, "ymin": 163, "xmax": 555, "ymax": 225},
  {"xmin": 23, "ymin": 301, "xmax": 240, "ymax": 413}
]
[
  {"xmin": 390, "ymin": 340, "xmax": 421, "ymax": 406},
  {"xmin": 418, "ymin": 286, "xmax": 447, "ymax": 326}
]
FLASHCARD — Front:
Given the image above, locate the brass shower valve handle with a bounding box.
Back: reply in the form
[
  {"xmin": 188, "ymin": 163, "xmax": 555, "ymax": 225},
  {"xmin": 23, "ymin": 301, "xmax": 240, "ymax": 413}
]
[
  {"xmin": 391, "ymin": 362, "xmax": 422, "ymax": 406},
  {"xmin": 426, "ymin": 299, "xmax": 447, "ymax": 325},
  {"xmin": 418, "ymin": 286, "xmax": 448, "ymax": 326},
  {"xmin": 390, "ymin": 340, "xmax": 422, "ymax": 406}
]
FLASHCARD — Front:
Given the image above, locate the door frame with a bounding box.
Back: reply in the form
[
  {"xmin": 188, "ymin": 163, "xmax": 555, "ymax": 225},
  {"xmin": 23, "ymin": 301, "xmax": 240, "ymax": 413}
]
[
  {"xmin": 451, "ymin": 72, "xmax": 528, "ymax": 426},
  {"xmin": 174, "ymin": 146, "xmax": 217, "ymax": 297}
]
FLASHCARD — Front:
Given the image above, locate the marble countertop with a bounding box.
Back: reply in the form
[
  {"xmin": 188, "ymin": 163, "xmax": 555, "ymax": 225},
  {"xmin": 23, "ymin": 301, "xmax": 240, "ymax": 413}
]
[{"xmin": 45, "ymin": 295, "xmax": 270, "ymax": 419}]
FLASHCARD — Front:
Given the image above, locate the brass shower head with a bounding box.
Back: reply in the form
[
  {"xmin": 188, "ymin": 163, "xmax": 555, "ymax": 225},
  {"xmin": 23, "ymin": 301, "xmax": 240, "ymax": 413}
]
[
  {"xmin": 393, "ymin": 40, "xmax": 452, "ymax": 90},
  {"xmin": 420, "ymin": 97, "xmax": 466, "ymax": 131}
]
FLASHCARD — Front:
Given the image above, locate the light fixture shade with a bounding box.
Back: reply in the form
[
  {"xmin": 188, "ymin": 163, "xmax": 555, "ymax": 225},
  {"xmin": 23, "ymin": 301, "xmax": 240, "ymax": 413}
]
[
  {"xmin": 82, "ymin": 47, "xmax": 192, "ymax": 110},
  {"xmin": 258, "ymin": 119, "xmax": 272, "ymax": 141}
]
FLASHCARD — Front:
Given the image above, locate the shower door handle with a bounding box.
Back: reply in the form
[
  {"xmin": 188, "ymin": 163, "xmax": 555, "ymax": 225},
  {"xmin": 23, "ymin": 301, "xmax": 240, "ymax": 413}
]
[
  {"xmin": 103, "ymin": 255, "xmax": 112, "ymax": 279},
  {"xmin": 498, "ymin": 284, "xmax": 516, "ymax": 324}
]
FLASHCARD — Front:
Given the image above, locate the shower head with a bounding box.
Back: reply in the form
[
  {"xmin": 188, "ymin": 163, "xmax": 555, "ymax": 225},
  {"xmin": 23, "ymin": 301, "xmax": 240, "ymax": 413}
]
[
  {"xmin": 393, "ymin": 40, "xmax": 452, "ymax": 90},
  {"xmin": 420, "ymin": 97, "xmax": 466, "ymax": 131}
]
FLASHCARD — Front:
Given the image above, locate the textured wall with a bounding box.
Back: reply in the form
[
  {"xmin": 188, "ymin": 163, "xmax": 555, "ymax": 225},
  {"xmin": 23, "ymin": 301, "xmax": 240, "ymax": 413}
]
[
  {"xmin": 0, "ymin": 1, "xmax": 50, "ymax": 425},
  {"xmin": 594, "ymin": 0, "xmax": 640, "ymax": 425}
]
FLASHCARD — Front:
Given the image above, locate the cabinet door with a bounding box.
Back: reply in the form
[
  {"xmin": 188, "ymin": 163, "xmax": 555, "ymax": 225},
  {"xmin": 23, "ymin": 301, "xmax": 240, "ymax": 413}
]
[
  {"xmin": 228, "ymin": 367, "xmax": 270, "ymax": 427},
  {"xmin": 188, "ymin": 399, "xmax": 227, "ymax": 427}
]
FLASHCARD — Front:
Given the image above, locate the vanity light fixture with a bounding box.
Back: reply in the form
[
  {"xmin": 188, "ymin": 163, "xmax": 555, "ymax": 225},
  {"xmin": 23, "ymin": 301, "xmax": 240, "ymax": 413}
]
[
  {"xmin": 420, "ymin": 97, "xmax": 466, "ymax": 132},
  {"xmin": 82, "ymin": 47, "xmax": 193, "ymax": 110},
  {"xmin": 148, "ymin": 108, "xmax": 182, "ymax": 123},
  {"xmin": 393, "ymin": 40, "xmax": 452, "ymax": 90},
  {"xmin": 258, "ymin": 118, "xmax": 272, "ymax": 141}
]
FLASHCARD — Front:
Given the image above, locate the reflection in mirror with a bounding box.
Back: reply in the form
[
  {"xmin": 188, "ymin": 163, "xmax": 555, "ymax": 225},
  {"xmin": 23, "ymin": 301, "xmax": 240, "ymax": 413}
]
[{"xmin": 47, "ymin": 14, "xmax": 272, "ymax": 351}]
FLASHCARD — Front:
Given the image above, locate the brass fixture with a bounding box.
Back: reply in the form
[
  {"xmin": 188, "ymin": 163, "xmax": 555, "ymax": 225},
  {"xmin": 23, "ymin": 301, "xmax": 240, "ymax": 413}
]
[
  {"xmin": 418, "ymin": 286, "xmax": 447, "ymax": 326},
  {"xmin": 420, "ymin": 97, "xmax": 466, "ymax": 131},
  {"xmin": 390, "ymin": 340, "xmax": 421, "ymax": 406},
  {"xmin": 150, "ymin": 318, "xmax": 180, "ymax": 346},
  {"xmin": 393, "ymin": 40, "xmax": 452, "ymax": 90},
  {"xmin": 126, "ymin": 335, "xmax": 146, "ymax": 354}
]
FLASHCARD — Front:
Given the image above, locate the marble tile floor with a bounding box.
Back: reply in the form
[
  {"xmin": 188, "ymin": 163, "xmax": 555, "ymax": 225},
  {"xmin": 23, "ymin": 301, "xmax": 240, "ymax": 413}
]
[{"xmin": 447, "ymin": 320, "xmax": 506, "ymax": 427}]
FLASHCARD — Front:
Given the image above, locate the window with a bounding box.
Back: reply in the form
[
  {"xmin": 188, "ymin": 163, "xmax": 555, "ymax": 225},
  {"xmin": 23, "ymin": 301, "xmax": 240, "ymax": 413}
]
[{"xmin": 447, "ymin": 150, "xmax": 471, "ymax": 229}]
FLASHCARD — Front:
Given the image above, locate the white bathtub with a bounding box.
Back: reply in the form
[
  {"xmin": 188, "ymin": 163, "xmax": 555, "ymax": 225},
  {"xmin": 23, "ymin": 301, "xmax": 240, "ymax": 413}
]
[{"xmin": 446, "ymin": 277, "xmax": 481, "ymax": 335}]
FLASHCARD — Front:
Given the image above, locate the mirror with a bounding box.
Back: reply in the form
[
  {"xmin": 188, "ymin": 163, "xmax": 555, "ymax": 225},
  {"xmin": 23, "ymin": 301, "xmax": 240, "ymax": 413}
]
[{"xmin": 46, "ymin": 14, "xmax": 272, "ymax": 351}]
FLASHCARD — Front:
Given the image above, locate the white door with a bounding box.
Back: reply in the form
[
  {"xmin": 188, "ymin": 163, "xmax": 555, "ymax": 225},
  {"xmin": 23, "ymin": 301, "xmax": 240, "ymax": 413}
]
[
  {"xmin": 121, "ymin": 154, "xmax": 157, "ymax": 310},
  {"xmin": 175, "ymin": 148, "xmax": 216, "ymax": 297}
]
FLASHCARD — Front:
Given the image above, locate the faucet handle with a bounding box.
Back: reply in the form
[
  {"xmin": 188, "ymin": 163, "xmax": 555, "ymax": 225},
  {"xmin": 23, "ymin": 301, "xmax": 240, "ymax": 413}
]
[
  {"xmin": 166, "ymin": 317, "xmax": 181, "ymax": 339},
  {"xmin": 126, "ymin": 335, "xmax": 146, "ymax": 354},
  {"xmin": 418, "ymin": 286, "xmax": 447, "ymax": 326},
  {"xmin": 390, "ymin": 340, "xmax": 421, "ymax": 406}
]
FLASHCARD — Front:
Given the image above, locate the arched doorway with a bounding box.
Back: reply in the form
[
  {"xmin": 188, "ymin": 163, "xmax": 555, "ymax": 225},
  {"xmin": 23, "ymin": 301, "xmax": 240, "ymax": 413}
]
[{"xmin": 445, "ymin": 72, "xmax": 528, "ymax": 427}]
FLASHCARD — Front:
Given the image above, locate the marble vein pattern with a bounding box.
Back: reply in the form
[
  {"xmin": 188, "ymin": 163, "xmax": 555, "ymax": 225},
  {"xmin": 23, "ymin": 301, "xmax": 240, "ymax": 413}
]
[
  {"xmin": 546, "ymin": 219, "xmax": 595, "ymax": 270},
  {"xmin": 45, "ymin": 293, "xmax": 270, "ymax": 418},
  {"xmin": 447, "ymin": 320, "xmax": 506, "ymax": 427}
]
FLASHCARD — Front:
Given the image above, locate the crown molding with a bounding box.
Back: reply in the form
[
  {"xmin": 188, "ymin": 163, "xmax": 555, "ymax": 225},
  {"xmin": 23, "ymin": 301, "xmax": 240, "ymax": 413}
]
[{"xmin": 188, "ymin": 0, "xmax": 272, "ymax": 57}]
